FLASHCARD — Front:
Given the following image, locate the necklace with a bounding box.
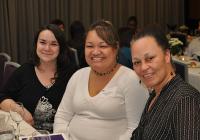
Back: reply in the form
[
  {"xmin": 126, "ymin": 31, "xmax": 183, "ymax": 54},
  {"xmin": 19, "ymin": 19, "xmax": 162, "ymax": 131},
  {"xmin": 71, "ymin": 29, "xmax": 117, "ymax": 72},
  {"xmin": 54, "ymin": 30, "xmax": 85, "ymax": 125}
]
[
  {"xmin": 93, "ymin": 63, "xmax": 118, "ymax": 76},
  {"xmin": 45, "ymin": 81, "xmax": 55, "ymax": 89}
]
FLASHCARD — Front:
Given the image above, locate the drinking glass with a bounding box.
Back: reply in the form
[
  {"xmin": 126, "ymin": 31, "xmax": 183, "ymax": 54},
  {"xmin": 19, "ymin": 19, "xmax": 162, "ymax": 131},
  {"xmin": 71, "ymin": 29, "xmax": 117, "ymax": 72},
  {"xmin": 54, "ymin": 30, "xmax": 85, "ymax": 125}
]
[
  {"xmin": 31, "ymin": 130, "xmax": 51, "ymax": 140},
  {"xmin": 0, "ymin": 114, "xmax": 9, "ymax": 128},
  {"xmin": 0, "ymin": 125, "xmax": 15, "ymax": 140},
  {"xmin": 9, "ymin": 102, "xmax": 24, "ymax": 140}
]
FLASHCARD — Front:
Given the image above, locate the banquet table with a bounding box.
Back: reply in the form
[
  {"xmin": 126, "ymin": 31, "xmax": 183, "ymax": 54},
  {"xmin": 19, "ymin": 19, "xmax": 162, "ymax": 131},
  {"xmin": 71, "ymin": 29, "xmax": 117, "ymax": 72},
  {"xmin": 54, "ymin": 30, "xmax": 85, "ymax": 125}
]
[
  {"xmin": 188, "ymin": 68, "xmax": 200, "ymax": 91},
  {"xmin": 173, "ymin": 55, "xmax": 200, "ymax": 91},
  {"xmin": 0, "ymin": 109, "xmax": 36, "ymax": 136},
  {"xmin": 0, "ymin": 110, "xmax": 67, "ymax": 140}
]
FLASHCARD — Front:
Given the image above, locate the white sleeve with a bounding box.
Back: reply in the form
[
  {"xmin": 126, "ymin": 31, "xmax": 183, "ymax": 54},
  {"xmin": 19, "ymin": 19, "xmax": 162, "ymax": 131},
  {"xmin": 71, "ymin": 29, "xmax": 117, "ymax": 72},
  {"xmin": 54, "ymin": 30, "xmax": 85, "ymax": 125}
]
[
  {"xmin": 186, "ymin": 42, "xmax": 193, "ymax": 57},
  {"xmin": 53, "ymin": 72, "xmax": 77, "ymax": 138},
  {"xmin": 119, "ymin": 72, "xmax": 149, "ymax": 140}
]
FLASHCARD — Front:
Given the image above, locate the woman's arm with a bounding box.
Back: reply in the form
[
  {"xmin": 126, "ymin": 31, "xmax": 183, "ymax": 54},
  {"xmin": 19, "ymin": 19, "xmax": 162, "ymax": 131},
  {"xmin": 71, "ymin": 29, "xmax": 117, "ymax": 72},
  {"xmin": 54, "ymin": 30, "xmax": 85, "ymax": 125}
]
[
  {"xmin": 0, "ymin": 64, "xmax": 35, "ymax": 125},
  {"xmin": 119, "ymin": 71, "xmax": 149, "ymax": 140},
  {"xmin": 0, "ymin": 99, "xmax": 34, "ymax": 125},
  {"xmin": 173, "ymin": 95, "xmax": 200, "ymax": 140},
  {"xmin": 53, "ymin": 72, "xmax": 77, "ymax": 138}
]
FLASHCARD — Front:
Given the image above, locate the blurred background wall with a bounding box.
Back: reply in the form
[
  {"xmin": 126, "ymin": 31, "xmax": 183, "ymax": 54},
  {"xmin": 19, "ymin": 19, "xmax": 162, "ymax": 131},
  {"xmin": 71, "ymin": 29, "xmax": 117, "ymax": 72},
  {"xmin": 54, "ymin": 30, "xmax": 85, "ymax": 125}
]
[
  {"xmin": 185, "ymin": 0, "xmax": 200, "ymax": 31},
  {"xmin": 0, "ymin": 0, "xmax": 185, "ymax": 64}
]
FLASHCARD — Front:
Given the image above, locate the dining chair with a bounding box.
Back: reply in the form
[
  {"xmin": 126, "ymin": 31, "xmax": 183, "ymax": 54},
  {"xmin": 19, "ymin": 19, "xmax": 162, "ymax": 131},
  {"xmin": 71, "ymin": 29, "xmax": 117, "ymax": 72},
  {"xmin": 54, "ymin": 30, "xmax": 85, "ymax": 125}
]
[
  {"xmin": 173, "ymin": 60, "xmax": 189, "ymax": 82},
  {"xmin": 1, "ymin": 61, "xmax": 20, "ymax": 89},
  {"xmin": 0, "ymin": 52, "xmax": 11, "ymax": 61},
  {"xmin": 69, "ymin": 47, "xmax": 80, "ymax": 67},
  {"xmin": 0, "ymin": 53, "xmax": 11, "ymax": 87}
]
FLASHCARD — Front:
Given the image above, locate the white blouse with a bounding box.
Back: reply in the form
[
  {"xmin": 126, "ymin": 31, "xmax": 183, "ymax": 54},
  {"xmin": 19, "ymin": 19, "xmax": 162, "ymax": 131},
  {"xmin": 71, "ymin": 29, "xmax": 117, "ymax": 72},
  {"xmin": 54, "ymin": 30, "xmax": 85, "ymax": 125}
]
[{"xmin": 54, "ymin": 66, "xmax": 149, "ymax": 140}]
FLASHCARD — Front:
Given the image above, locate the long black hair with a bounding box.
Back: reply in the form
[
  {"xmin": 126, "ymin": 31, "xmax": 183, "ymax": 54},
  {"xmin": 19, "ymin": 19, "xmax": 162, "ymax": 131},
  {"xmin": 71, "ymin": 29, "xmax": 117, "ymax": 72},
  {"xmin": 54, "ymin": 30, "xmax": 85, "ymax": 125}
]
[{"xmin": 31, "ymin": 24, "xmax": 77, "ymax": 82}]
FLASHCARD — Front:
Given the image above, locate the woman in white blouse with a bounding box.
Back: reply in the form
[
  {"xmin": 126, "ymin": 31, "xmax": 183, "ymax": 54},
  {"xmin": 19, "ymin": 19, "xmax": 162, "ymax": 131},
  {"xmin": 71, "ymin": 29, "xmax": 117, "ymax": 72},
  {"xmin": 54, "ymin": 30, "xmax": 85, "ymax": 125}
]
[{"xmin": 53, "ymin": 20, "xmax": 148, "ymax": 140}]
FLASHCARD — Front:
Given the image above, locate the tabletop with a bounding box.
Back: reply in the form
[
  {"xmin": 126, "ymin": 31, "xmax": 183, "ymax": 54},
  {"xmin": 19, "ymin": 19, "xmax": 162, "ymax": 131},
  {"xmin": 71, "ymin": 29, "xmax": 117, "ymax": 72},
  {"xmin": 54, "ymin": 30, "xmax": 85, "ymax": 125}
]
[{"xmin": 173, "ymin": 55, "xmax": 200, "ymax": 91}]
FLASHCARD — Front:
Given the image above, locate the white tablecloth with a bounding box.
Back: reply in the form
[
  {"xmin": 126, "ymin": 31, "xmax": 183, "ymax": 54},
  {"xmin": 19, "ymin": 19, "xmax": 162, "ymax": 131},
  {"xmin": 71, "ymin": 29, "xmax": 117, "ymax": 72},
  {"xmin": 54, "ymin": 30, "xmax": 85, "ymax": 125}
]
[
  {"xmin": 173, "ymin": 56, "xmax": 200, "ymax": 91},
  {"xmin": 0, "ymin": 110, "xmax": 36, "ymax": 136},
  {"xmin": 188, "ymin": 68, "xmax": 200, "ymax": 91},
  {"xmin": 0, "ymin": 110, "xmax": 67, "ymax": 140}
]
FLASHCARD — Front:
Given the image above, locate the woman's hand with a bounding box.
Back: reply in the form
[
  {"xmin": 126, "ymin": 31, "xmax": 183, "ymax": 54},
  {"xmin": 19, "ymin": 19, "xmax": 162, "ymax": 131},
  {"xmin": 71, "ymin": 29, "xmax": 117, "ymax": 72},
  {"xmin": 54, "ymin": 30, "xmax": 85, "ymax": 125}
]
[
  {"xmin": 0, "ymin": 99, "xmax": 34, "ymax": 125},
  {"xmin": 23, "ymin": 107, "xmax": 34, "ymax": 126}
]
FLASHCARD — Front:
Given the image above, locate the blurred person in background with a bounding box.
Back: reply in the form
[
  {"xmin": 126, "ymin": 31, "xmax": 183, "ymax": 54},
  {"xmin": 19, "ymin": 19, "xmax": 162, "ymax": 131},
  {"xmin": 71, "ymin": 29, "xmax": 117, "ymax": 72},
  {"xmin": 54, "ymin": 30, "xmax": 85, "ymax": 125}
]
[
  {"xmin": 127, "ymin": 16, "xmax": 139, "ymax": 35},
  {"xmin": 67, "ymin": 20, "xmax": 88, "ymax": 68},
  {"xmin": 118, "ymin": 26, "xmax": 134, "ymax": 68},
  {"xmin": 50, "ymin": 19, "xmax": 65, "ymax": 31},
  {"xmin": 184, "ymin": 36, "xmax": 200, "ymax": 59}
]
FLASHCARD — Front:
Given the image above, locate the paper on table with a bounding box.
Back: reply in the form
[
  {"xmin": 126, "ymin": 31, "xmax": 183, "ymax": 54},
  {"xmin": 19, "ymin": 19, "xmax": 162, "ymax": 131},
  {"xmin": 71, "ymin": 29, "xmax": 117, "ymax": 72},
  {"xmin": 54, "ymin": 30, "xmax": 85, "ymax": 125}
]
[{"xmin": 19, "ymin": 133, "xmax": 67, "ymax": 140}]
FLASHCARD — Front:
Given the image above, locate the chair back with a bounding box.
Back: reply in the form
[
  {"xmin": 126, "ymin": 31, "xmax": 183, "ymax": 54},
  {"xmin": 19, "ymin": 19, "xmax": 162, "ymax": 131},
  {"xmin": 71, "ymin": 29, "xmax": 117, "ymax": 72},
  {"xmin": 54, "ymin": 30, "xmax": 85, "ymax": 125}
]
[
  {"xmin": 1, "ymin": 61, "xmax": 20, "ymax": 89},
  {"xmin": 0, "ymin": 53, "xmax": 11, "ymax": 87},
  {"xmin": 173, "ymin": 60, "xmax": 189, "ymax": 82},
  {"xmin": 0, "ymin": 53, "xmax": 11, "ymax": 62},
  {"xmin": 69, "ymin": 47, "xmax": 80, "ymax": 67}
]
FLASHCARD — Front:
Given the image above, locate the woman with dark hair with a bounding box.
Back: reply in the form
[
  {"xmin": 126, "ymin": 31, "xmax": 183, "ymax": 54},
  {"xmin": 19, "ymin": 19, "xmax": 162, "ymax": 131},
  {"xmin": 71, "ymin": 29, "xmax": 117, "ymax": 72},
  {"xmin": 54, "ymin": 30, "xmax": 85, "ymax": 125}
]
[
  {"xmin": 131, "ymin": 25, "xmax": 200, "ymax": 140},
  {"xmin": 54, "ymin": 20, "xmax": 148, "ymax": 140},
  {"xmin": 67, "ymin": 20, "xmax": 87, "ymax": 68},
  {"xmin": 0, "ymin": 24, "xmax": 77, "ymax": 132}
]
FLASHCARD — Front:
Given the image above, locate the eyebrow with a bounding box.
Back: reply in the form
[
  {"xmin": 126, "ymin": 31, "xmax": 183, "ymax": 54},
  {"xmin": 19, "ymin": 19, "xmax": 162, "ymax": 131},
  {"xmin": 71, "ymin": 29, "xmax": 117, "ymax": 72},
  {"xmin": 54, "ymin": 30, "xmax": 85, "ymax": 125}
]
[
  {"xmin": 132, "ymin": 52, "xmax": 154, "ymax": 60},
  {"xmin": 51, "ymin": 40, "xmax": 58, "ymax": 43},
  {"xmin": 99, "ymin": 41, "xmax": 106, "ymax": 44},
  {"xmin": 38, "ymin": 39, "xmax": 45, "ymax": 41},
  {"xmin": 38, "ymin": 39, "xmax": 58, "ymax": 43},
  {"xmin": 132, "ymin": 57, "xmax": 140, "ymax": 61},
  {"xmin": 85, "ymin": 41, "xmax": 106, "ymax": 44}
]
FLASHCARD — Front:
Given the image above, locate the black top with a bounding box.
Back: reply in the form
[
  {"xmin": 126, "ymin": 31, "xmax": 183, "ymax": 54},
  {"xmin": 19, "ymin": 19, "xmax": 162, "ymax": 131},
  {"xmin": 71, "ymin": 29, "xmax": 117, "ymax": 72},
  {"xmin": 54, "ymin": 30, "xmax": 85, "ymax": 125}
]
[
  {"xmin": 0, "ymin": 63, "xmax": 76, "ymax": 132},
  {"xmin": 131, "ymin": 75, "xmax": 200, "ymax": 140}
]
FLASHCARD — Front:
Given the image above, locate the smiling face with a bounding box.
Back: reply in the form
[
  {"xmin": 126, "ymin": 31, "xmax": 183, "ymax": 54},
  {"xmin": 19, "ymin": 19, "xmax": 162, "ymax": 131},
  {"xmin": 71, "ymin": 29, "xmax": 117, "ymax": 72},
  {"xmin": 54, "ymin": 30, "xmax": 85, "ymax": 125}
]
[
  {"xmin": 85, "ymin": 30, "xmax": 118, "ymax": 72},
  {"xmin": 131, "ymin": 36, "xmax": 171, "ymax": 90},
  {"xmin": 36, "ymin": 30, "xmax": 60, "ymax": 64}
]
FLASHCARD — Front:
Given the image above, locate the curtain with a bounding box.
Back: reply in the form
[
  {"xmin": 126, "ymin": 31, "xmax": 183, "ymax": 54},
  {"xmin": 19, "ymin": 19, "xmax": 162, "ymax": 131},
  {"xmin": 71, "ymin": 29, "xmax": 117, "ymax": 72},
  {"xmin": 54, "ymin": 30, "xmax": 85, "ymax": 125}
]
[{"xmin": 0, "ymin": 0, "xmax": 185, "ymax": 64}]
